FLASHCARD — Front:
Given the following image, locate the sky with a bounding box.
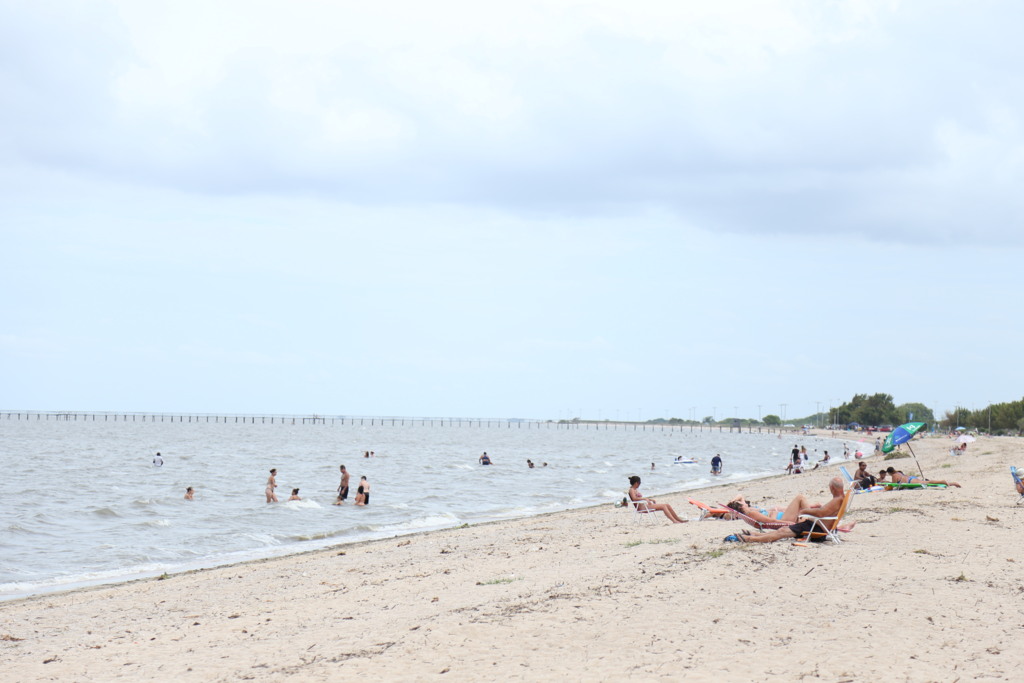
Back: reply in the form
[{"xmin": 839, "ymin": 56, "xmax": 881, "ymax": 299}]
[{"xmin": 2, "ymin": 0, "xmax": 1022, "ymax": 421}]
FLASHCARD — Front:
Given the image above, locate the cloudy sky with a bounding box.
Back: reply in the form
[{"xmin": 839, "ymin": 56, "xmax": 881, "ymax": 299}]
[{"xmin": 2, "ymin": 0, "xmax": 1021, "ymax": 420}]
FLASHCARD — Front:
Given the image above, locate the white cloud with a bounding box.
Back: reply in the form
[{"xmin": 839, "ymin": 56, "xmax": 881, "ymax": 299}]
[{"xmin": 4, "ymin": 0, "xmax": 1023, "ymax": 246}]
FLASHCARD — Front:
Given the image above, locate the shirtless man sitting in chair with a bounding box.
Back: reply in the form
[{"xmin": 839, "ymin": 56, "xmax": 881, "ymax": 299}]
[{"xmin": 733, "ymin": 477, "xmax": 850, "ymax": 543}]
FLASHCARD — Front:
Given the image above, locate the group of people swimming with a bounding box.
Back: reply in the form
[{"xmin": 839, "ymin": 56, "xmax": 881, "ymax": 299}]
[
  {"xmin": 330, "ymin": 464, "xmax": 370, "ymax": 506},
  {"xmin": 257, "ymin": 465, "xmax": 371, "ymax": 506}
]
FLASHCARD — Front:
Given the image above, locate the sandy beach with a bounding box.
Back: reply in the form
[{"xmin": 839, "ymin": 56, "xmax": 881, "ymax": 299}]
[{"xmin": 2, "ymin": 433, "xmax": 1022, "ymax": 681}]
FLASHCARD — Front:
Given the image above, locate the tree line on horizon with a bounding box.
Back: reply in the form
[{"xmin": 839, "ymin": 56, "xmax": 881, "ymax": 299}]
[{"xmin": 646, "ymin": 394, "xmax": 1024, "ymax": 435}]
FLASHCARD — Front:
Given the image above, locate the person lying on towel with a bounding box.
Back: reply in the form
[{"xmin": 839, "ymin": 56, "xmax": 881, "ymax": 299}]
[{"xmin": 879, "ymin": 467, "xmax": 961, "ymax": 488}]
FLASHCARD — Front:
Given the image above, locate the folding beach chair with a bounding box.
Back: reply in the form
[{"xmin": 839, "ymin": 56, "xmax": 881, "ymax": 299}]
[
  {"xmin": 799, "ymin": 490, "xmax": 854, "ymax": 544},
  {"xmin": 627, "ymin": 492, "xmax": 658, "ymax": 525},
  {"xmin": 1012, "ymin": 467, "xmax": 1024, "ymax": 505},
  {"xmin": 687, "ymin": 498, "xmax": 732, "ymax": 520}
]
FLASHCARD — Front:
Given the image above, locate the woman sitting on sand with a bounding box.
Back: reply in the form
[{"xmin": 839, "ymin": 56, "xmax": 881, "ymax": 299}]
[
  {"xmin": 626, "ymin": 476, "xmax": 688, "ymax": 523},
  {"xmin": 354, "ymin": 476, "xmax": 370, "ymax": 506}
]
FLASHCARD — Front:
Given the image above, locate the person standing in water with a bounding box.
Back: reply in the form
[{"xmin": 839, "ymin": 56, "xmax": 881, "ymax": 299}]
[
  {"xmin": 266, "ymin": 468, "xmax": 279, "ymax": 503},
  {"xmin": 153, "ymin": 452, "xmax": 163, "ymax": 467},
  {"xmin": 288, "ymin": 488, "xmax": 301, "ymax": 501},
  {"xmin": 710, "ymin": 454, "xmax": 723, "ymax": 475},
  {"xmin": 334, "ymin": 465, "xmax": 350, "ymax": 505},
  {"xmin": 184, "ymin": 486, "xmax": 194, "ymax": 500},
  {"xmin": 354, "ymin": 476, "xmax": 370, "ymax": 505},
  {"xmin": 479, "ymin": 452, "xmax": 491, "ymax": 465}
]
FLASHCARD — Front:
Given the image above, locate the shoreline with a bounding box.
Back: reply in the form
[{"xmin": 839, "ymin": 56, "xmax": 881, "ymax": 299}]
[
  {"xmin": 4, "ymin": 434, "xmax": 1020, "ymax": 680},
  {"xmin": 1, "ymin": 433, "xmax": 854, "ymax": 604}
]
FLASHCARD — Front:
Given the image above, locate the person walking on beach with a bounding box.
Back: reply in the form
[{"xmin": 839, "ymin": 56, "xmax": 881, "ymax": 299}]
[
  {"xmin": 335, "ymin": 465, "xmax": 350, "ymax": 505},
  {"xmin": 153, "ymin": 452, "xmax": 163, "ymax": 467},
  {"xmin": 354, "ymin": 476, "xmax": 370, "ymax": 506},
  {"xmin": 266, "ymin": 469, "xmax": 279, "ymax": 503}
]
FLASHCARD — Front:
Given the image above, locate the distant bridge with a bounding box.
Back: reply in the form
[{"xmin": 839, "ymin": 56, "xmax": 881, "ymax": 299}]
[{"xmin": 0, "ymin": 410, "xmax": 783, "ymax": 433}]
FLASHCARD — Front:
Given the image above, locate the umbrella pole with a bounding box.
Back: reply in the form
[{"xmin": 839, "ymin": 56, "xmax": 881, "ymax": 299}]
[{"xmin": 907, "ymin": 443, "xmax": 925, "ymax": 480}]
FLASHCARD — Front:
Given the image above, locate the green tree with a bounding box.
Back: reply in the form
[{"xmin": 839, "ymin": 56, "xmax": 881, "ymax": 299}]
[
  {"xmin": 894, "ymin": 402, "xmax": 934, "ymax": 424},
  {"xmin": 762, "ymin": 414, "xmax": 781, "ymax": 426},
  {"xmin": 845, "ymin": 393, "xmax": 899, "ymax": 426}
]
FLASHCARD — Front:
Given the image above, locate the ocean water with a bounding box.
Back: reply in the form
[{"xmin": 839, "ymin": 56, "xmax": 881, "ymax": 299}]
[{"xmin": 0, "ymin": 418, "xmax": 857, "ymax": 599}]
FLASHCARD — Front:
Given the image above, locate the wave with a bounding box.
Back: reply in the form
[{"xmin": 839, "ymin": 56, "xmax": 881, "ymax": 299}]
[
  {"xmin": 375, "ymin": 513, "xmax": 460, "ymax": 532},
  {"xmin": 282, "ymin": 499, "xmax": 322, "ymax": 510},
  {"xmin": 135, "ymin": 519, "xmax": 171, "ymax": 528}
]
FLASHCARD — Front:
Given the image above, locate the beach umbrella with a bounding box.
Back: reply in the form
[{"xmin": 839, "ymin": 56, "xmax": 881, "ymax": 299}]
[
  {"xmin": 881, "ymin": 421, "xmax": 927, "ymax": 478},
  {"xmin": 956, "ymin": 434, "xmax": 976, "ymax": 444}
]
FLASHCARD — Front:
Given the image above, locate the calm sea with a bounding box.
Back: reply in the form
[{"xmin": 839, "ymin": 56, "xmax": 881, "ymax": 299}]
[{"xmin": 0, "ymin": 417, "xmax": 859, "ymax": 599}]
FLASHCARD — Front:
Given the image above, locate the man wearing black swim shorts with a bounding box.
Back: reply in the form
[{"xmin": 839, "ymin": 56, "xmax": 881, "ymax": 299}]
[
  {"xmin": 334, "ymin": 465, "xmax": 350, "ymax": 505},
  {"xmin": 734, "ymin": 478, "xmax": 851, "ymax": 543}
]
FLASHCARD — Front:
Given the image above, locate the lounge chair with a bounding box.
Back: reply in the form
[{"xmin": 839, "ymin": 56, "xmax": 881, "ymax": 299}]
[
  {"xmin": 799, "ymin": 489, "xmax": 854, "ymax": 544},
  {"xmin": 1012, "ymin": 467, "xmax": 1024, "ymax": 505},
  {"xmin": 721, "ymin": 501, "xmax": 857, "ymax": 534},
  {"xmin": 718, "ymin": 504, "xmax": 791, "ymax": 531},
  {"xmin": 687, "ymin": 498, "xmax": 732, "ymax": 520}
]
